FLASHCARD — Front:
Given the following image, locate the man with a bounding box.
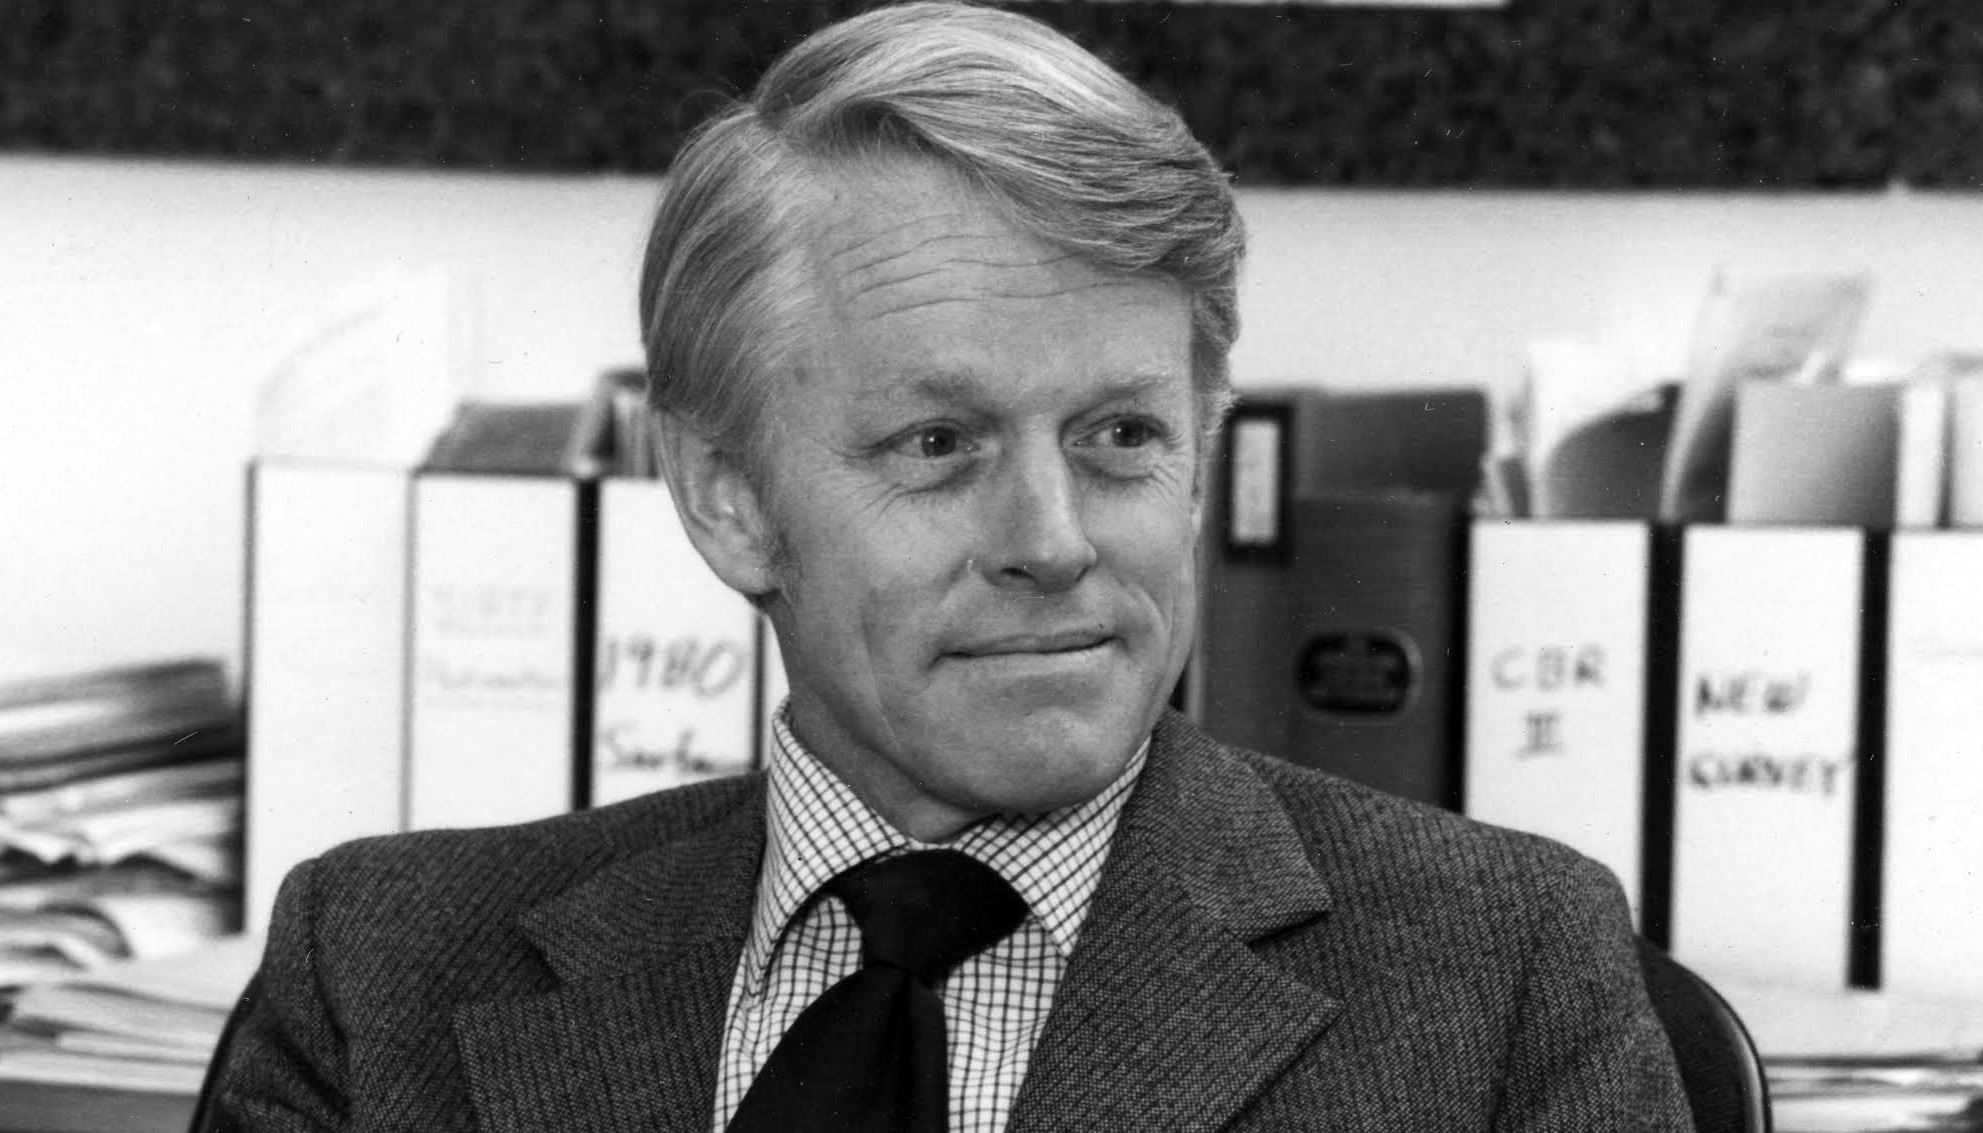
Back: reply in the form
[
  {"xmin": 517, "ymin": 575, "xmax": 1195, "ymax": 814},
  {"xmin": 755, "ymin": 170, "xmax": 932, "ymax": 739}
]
[{"xmin": 213, "ymin": 4, "xmax": 1693, "ymax": 1130}]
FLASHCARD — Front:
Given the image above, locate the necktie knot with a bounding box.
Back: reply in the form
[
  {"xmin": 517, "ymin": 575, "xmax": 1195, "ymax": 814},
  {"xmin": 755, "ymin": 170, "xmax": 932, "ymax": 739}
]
[
  {"xmin": 829, "ymin": 849, "xmax": 1027, "ymax": 985},
  {"xmin": 728, "ymin": 848, "xmax": 1027, "ymax": 1132}
]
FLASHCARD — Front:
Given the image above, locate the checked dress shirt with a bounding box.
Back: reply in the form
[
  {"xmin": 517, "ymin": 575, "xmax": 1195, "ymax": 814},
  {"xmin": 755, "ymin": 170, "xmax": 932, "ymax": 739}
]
[{"xmin": 712, "ymin": 708, "xmax": 1147, "ymax": 1133}]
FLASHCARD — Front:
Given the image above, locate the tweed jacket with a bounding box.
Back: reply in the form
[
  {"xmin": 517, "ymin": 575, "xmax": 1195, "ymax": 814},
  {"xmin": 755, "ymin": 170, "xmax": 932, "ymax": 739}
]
[{"xmin": 215, "ymin": 712, "xmax": 1693, "ymax": 1131}]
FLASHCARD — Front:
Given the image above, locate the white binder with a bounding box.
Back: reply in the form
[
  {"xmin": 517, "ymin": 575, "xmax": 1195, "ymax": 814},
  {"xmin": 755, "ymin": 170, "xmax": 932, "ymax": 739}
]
[
  {"xmin": 1464, "ymin": 520, "xmax": 1652, "ymax": 923},
  {"xmin": 590, "ymin": 478, "xmax": 760, "ymax": 806},
  {"xmin": 406, "ymin": 473, "xmax": 582, "ymax": 829},
  {"xmin": 1883, "ymin": 531, "xmax": 1983, "ymax": 1000},
  {"xmin": 245, "ymin": 460, "xmax": 411, "ymax": 932},
  {"xmin": 1670, "ymin": 525, "xmax": 1863, "ymax": 987}
]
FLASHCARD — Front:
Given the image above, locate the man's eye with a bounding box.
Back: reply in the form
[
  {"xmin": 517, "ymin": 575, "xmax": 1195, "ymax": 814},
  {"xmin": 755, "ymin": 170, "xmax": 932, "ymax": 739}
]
[
  {"xmin": 1087, "ymin": 417, "xmax": 1167, "ymax": 450},
  {"xmin": 1106, "ymin": 419, "xmax": 1156, "ymax": 448},
  {"xmin": 891, "ymin": 425, "xmax": 968, "ymax": 460}
]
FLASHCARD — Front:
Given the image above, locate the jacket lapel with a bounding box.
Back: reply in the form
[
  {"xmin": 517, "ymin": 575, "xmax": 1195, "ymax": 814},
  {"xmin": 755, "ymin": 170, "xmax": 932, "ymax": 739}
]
[
  {"xmin": 448, "ymin": 716, "xmax": 1338, "ymax": 1133},
  {"xmin": 1009, "ymin": 715, "xmax": 1342, "ymax": 1133},
  {"xmin": 454, "ymin": 784, "xmax": 766, "ymax": 1133}
]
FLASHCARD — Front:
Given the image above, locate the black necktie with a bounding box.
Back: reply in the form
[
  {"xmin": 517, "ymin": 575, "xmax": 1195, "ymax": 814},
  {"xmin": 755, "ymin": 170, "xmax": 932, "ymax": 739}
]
[{"xmin": 726, "ymin": 849, "xmax": 1028, "ymax": 1133}]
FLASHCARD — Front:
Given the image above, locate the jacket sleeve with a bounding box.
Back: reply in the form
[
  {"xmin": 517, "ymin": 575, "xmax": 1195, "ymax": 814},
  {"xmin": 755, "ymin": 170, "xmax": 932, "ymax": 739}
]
[
  {"xmin": 1493, "ymin": 855, "xmax": 1696, "ymax": 1132},
  {"xmin": 210, "ymin": 858, "xmax": 352, "ymax": 1132}
]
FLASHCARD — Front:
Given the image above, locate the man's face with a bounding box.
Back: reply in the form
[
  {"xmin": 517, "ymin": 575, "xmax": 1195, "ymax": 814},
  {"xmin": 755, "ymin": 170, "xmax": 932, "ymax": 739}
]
[{"xmin": 753, "ymin": 161, "xmax": 1202, "ymax": 840}]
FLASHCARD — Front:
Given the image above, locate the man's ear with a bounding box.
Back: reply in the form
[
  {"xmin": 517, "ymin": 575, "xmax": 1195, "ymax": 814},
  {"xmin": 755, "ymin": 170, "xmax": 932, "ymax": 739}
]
[{"xmin": 653, "ymin": 410, "xmax": 779, "ymax": 598}]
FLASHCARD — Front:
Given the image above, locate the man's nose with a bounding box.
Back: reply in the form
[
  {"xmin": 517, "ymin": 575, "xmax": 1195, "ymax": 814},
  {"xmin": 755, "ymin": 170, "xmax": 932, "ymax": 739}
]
[{"xmin": 981, "ymin": 441, "xmax": 1098, "ymax": 593}]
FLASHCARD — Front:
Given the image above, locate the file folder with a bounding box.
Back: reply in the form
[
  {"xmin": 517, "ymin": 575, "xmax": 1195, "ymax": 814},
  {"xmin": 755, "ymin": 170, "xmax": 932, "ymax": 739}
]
[
  {"xmin": 244, "ymin": 460, "xmax": 412, "ymax": 933},
  {"xmin": 1464, "ymin": 519, "xmax": 1652, "ymax": 923},
  {"xmin": 1882, "ymin": 531, "xmax": 1983, "ymax": 999},
  {"xmin": 1278, "ymin": 492, "xmax": 1468, "ymax": 807},
  {"xmin": 1196, "ymin": 388, "xmax": 1485, "ymax": 786},
  {"xmin": 1670, "ymin": 525, "xmax": 1865, "ymax": 987},
  {"xmin": 590, "ymin": 478, "xmax": 760, "ymax": 805},
  {"xmin": 406, "ymin": 473, "xmax": 590, "ymax": 829}
]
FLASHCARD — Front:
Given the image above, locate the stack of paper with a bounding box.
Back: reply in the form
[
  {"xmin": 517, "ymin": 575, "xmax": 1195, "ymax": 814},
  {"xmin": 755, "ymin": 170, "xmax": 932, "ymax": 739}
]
[
  {"xmin": 1935, "ymin": 360, "xmax": 1983, "ymax": 528},
  {"xmin": 0, "ymin": 661, "xmax": 242, "ymax": 987},
  {"xmin": 1659, "ymin": 270, "xmax": 1872, "ymax": 523},
  {"xmin": 1483, "ymin": 271, "xmax": 1889, "ymax": 524},
  {"xmin": 0, "ymin": 660, "xmax": 237, "ymax": 792},
  {"xmin": 1510, "ymin": 338, "xmax": 1673, "ymax": 520},
  {"xmin": 1727, "ymin": 369, "xmax": 1954, "ymax": 528},
  {"xmin": 1487, "ymin": 275, "xmax": 1983, "ymax": 533},
  {"xmin": 0, "ymin": 934, "xmax": 262, "ymax": 1132}
]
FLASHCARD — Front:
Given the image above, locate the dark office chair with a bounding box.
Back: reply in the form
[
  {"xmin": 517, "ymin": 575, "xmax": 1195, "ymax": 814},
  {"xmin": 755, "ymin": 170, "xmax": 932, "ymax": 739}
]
[
  {"xmin": 1637, "ymin": 939, "xmax": 1772, "ymax": 1133},
  {"xmin": 187, "ymin": 972, "xmax": 261, "ymax": 1133}
]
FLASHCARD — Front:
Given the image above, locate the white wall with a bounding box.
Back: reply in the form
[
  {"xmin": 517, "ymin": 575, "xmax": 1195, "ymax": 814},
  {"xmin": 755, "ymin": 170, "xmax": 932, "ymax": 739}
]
[
  {"xmin": 6, "ymin": 155, "xmax": 1983, "ymax": 682},
  {"xmin": 1231, "ymin": 187, "xmax": 1983, "ymax": 391},
  {"xmin": 0, "ymin": 158, "xmax": 659, "ymax": 680}
]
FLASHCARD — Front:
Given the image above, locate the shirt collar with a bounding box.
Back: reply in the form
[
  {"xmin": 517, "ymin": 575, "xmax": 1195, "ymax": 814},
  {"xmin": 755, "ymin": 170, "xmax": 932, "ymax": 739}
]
[{"xmin": 738, "ymin": 703, "xmax": 1148, "ymax": 995}]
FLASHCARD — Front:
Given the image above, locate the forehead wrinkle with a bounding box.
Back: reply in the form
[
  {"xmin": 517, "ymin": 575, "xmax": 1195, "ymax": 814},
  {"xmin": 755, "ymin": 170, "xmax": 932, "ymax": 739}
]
[
  {"xmin": 835, "ymin": 244, "xmax": 1086, "ymax": 315},
  {"xmin": 851, "ymin": 275, "xmax": 1148, "ymax": 323},
  {"xmin": 834, "ymin": 229, "xmax": 1054, "ymax": 281},
  {"xmin": 816, "ymin": 210, "xmax": 999, "ymax": 277},
  {"xmin": 841, "ymin": 255, "xmax": 1073, "ymax": 309}
]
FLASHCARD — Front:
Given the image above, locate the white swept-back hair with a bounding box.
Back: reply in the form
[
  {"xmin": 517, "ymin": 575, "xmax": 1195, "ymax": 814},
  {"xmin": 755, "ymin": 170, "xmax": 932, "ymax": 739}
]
[{"xmin": 638, "ymin": 1, "xmax": 1244, "ymax": 465}]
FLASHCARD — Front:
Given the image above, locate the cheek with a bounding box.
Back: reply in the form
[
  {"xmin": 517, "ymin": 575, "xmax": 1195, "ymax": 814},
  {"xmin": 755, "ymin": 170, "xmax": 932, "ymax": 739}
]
[
  {"xmin": 1093, "ymin": 491, "xmax": 1200, "ymax": 585},
  {"xmin": 784, "ymin": 512, "xmax": 962, "ymax": 650}
]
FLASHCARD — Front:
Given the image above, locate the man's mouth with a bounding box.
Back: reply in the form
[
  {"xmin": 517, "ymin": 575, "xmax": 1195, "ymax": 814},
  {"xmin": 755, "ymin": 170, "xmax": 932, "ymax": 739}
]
[{"xmin": 952, "ymin": 628, "xmax": 1112, "ymax": 657}]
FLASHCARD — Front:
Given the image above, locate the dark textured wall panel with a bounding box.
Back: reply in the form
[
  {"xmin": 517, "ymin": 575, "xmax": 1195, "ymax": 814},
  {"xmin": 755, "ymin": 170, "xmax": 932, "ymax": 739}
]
[
  {"xmin": 1886, "ymin": 0, "xmax": 1983, "ymax": 187},
  {"xmin": 1, "ymin": 0, "xmax": 1975, "ymax": 187}
]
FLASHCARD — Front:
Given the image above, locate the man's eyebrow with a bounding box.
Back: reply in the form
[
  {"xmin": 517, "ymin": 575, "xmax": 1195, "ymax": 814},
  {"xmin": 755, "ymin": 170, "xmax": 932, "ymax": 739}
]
[
  {"xmin": 1085, "ymin": 372, "xmax": 1186, "ymax": 403},
  {"xmin": 852, "ymin": 369, "xmax": 1186, "ymax": 408}
]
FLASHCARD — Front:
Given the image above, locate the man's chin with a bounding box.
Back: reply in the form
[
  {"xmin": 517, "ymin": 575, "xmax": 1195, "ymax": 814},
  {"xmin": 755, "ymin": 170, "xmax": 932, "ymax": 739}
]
[{"xmin": 938, "ymin": 715, "xmax": 1147, "ymax": 817}]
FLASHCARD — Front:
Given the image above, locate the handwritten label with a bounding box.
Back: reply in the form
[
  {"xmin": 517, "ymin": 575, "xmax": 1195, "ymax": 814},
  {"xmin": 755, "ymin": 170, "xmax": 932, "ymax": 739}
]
[
  {"xmin": 1487, "ymin": 643, "xmax": 1608, "ymax": 757},
  {"xmin": 419, "ymin": 659, "xmax": 562, "ymax": 697},
  {"xmin": 597, "ymin": 634, "xmax": 748, "ymax": 699},
  {"xmin": 416, "ymin": 584, "xmax": 566, "ymax": 710},
  {"xmin": 1694, "ymin": 670, "xmax": 1811, "ymax": 716},
  {"xmin": 590, "ymin": 479, "xmax": 765, "ymax": 804},
  {"xmin": 406, "ymin": 476, "xmax": 580, "ymax": 829},
  {"xmin": 1463, "ymin": 522, "xmax": 1651, "ymax": 924},
  {"xmin": 598, "ymin": 724, "xmax": 738, "ymax": 778},
  {"xmin": 1667, "ymin": 526, "xmax": 1862, "ymax": 985},
  {"xmin": 1519, "ymin": 711, "xmax": 1564, "ymax": 757},
  {"xmin": 428, "ymin": 584, "xmax": 555, "ymax": 637},
  {"xmin": 1490, "ymin": 644, "xmax": 1606, "ymax": 691},
  {"xmin": 1687, "ymin": 752, "xmax": 1848, "ymax": 796},
  {"xmin": 594, "ymin": 634, "xmax": 754, "ymax": 782}
]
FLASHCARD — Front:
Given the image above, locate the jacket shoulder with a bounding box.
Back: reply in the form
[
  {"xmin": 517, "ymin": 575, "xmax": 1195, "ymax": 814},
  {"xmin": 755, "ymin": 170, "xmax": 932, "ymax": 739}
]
[
  {"xmin": 1235, "ymin": 745, "xmax": 1621, "ymax": 910},
  {"xmin": 314, "ymin": 772, "xmax": 761, "ymax": 898},
  {"xmin": 281, "ymin": 774, "xmax": 763, "ymax": 1003},
  {"xmin": 1152, "ymin": 711, "xmax": 1625, "ymax": 941}
]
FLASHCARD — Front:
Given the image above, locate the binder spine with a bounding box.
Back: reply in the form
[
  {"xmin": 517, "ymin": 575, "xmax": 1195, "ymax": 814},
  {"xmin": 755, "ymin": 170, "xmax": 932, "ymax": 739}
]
[
  {"xmin": 241, "ymin": 463, "xmax": 260, "ymax": 853},
  {"xmin": 1848, "ymin": 529, "xmax": 1891, "ymax": 990},
  {"xmin": 571, "ymin": 480, "xmax": 601, "ymax": 810},
  {"xmin": 398, "ymin": 472, "xmax": 418, "ymax": 831},
  {"xmin": 1639, "ymin": 523, "xmax": 1684, "ymax": 951},
  {"xmin": 1444, "ymin": 515, "xmax": 1473, "ymax": 814}
]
